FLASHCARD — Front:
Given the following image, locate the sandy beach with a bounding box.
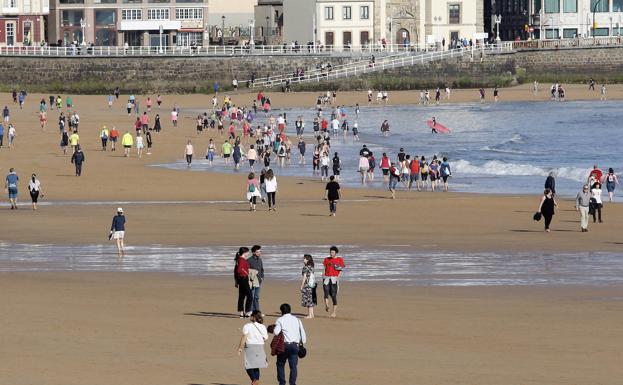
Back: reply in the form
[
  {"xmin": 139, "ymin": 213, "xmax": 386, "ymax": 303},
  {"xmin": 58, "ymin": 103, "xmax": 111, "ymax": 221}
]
[{"xmin": 1, "ymin": 85, "xmax": 622, "ymax": 384}]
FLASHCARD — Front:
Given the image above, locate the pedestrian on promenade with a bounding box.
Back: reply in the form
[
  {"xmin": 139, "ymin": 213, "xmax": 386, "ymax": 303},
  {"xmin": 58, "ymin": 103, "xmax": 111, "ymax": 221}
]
[
  {"xmin": 237, "ymin": 310, "xmax": 268, "ymax": 385},
  {"xmin": 323, "ymin": 246, "xmax": 345, "ymax": 317},
  {"xmin": 110, "ymin": 207, "xmax": 126, "ymax": 257}
]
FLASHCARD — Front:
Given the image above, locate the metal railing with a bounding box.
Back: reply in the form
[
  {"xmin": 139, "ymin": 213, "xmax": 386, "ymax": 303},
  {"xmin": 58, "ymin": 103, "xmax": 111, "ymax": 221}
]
[
  {"xmin": 511, "ymin": 36, "xmax": 623, "ymax": 50},
  {"xmin": 0, "ymin": 43, "xmax": 436, "ymax": 57},
  {"xmin": 247, "ymin": 44, "xmax": 513, "ymax": 89}
]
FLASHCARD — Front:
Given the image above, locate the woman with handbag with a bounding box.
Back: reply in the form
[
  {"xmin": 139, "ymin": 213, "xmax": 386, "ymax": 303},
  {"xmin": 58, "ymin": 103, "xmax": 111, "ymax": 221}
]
[
  {"xmin": 538, "ymin": 188, "xmax": 557, "ymax": 232},
  {"xmin": 237, "ymin": 310, "xmax": 268, "ymax": 385},
  {"xmin": 300, "ymin": 254, "xmax": 317, "ymax": 319},
  {"xmin": 234, "ymin": 247, "xmax": 253, "ymax": 318}
]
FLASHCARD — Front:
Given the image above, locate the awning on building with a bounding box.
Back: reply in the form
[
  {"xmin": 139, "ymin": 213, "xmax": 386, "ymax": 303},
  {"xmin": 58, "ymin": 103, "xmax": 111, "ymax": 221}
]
[{"xmin": 119, "ymin": 20, "xmax": 182, "ymax": 31}]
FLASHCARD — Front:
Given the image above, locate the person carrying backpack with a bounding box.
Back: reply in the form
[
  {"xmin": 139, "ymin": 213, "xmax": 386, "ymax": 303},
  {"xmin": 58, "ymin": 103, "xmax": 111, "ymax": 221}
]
[{"xmin": 389, "ymin": 162, "xmax": 401, "ymax": 199}]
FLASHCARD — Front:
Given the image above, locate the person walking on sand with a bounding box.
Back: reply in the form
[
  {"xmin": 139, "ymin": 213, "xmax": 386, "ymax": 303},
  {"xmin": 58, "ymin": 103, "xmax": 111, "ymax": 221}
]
[
  {"xmin": 185, "ymin": 140, "xmax": 194, "ymax": 168},
  {"xmin": 604, "ymin": 168, "xmax": 618, "ymax": 202},
  {"xmin": 145, "ymin": 130, "xmax": 153, "ymax": 155},
  {"xmin": 248, "ymin": 245, "xmax": 264, "ymax": 312},
  {"xmin": 273, "ymin": 303, "xmax": 307, "ymax": 385},
  {"xmin": 206, "ymin": 138, "xmax": 216, "ymax": 166},
  {"xmin": 301, "ymin": 254, "xmax": 317, "ymax": 318},
  {"xmin": 5, "ymin": 168, "xmax": 19, "ymax": 210},
  {"xmin": 600, "ymin": 84, "xmax": 607, "ymax": 101},
  {"xmin": 323, "ymin": 246, "xmax": 344, "ymax": 317},
  {"xmin": 591, "ymin": 182, "xmax": 604, "ymax": 223},
  {"xmin": 576, "ymin": 185, "xmax": 591, "ymax": 232},
  {"xmin": 440, "ymin": 157, "xmax": 452, "ymax": 191},
  {"xmin": 237, "ymin": 310, "xmax": 268, "ymax": 385},
  {"xmin": 7, "ymin": 123, "xmax": 16, "ymax": 149},
  {"xmin": 171, "ymin": 108, "xmax": 178, "ymax": 128},
  {"xmin": 537, "ymin": 188, "xmax": 557, "ymax": 232},
  {"xmin": 70, "ymin": 146, "xmax": 85, "ymax": 176},
  {"xmin": 324, "ymin": 175, "xmax": 340, "ymax": 216},
  {"xmin": 110, "ymin": 207, "xmax": 126, "ymax": 257},
  {"xmin": 28, "ymin": 173, "xmax": 43, "ymax": 210},
  {"xmin": 246, "ymin": 173, "xmax": 261, "ymax": 211},
  {"xmin": 122, "ymin": 131, "xmax": 133, "ymax": 157},
  {"xmin": 100, "ymin": 126, "xmax": 109, "ymax": 151},
  {"xmin": 388, "ymin": 162, "xmax": 400, "ymax": 199},
  {"xmin": 136, "ymin": 132, "xmax": 144, "ymax": 158},
  {"xmin": 264, "ymin": 169, "xmax": 277, "ymax": 211},
  {"xmin": 234, "ymin": 247, "xmax": 253, "ymax": 318}
]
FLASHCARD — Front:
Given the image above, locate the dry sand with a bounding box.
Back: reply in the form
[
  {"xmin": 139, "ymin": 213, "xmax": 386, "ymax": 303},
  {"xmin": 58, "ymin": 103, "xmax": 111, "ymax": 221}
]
[{"xmin": 1, "ymin": 86, "xmax": 622, "ymax": 385}]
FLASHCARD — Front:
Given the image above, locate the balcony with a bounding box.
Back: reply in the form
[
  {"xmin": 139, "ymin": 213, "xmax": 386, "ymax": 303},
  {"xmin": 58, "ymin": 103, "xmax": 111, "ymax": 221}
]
[{"xmin": 2, "ymin": 6, "xmax": 19, "ymax": 14}]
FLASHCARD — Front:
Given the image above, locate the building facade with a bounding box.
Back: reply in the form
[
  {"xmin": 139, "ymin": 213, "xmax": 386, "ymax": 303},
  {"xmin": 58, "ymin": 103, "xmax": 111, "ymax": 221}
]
[
  {"xmin": 420, "ymin": 0, "xmax": 484, "ymax": 48},
  {"xmin": 315, "ymin": 0, "xmax": 377, "ymax": 47},
  {"xmin": 534, "ymin": 0, "xmax": 623, "ymax": 39},
  {"xmin": 386, "ymin": 0, "xmax": 420, "ymax": 46},
  {"xmin": 484, "ymin": 0, "xmax": 531, "ymax": 41},
  {"xmin": 48, "ymin": 0, "xmax": 209, "ymax": 47},
  {"xmin": 1, "ymin": 0, "xmax": 49, "ymax": 46},
  {"xmin": 255, "ymin": 0, "xmax": 282, "ymax": 44}
]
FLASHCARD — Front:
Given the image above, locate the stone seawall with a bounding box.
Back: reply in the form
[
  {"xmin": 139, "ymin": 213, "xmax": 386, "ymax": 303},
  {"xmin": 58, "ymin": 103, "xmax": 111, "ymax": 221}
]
[{"xmin": 1, "ymin": 46, "xmax": 623, "ymax": 93}]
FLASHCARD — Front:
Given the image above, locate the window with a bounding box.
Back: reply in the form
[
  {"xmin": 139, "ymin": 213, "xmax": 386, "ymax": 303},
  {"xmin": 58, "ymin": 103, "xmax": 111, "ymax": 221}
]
[
  {"xmin": 24, "ymin": 0, "xmax": 31, "ymax": 13},
  {"xmin": 59, "ymin": 0, "xmax": 84, "ymax": 3},
  {"xmin": 176, "ymin": 31, "xmax": 202, "ymax": 46},
  {"xmin": 360, "ymin": 30, "xmax": 369, "ymax": 44},
  {"xmin": 4, "ymin": 0, "xmax": 17, "ymax": 7},
  {"xmin": 95, "ymin": 10, "xmax": 116, "ymax": 25},
  {"xmin": 545, "ymin": 28, "xmax": 560, "ymax": 39},
  {"xmin": 94, "ymin": 0, "xmax": 117, "ymax": 3},
  {"xmin": 122, "ymin": 9, "xmax": 142, "ymax": 20},
  {"xmin": 563, "ymin": 0, "xmax": 576, "ymax": 12},
  {"xmin": 61, "ymin": 10, "xmax": 85, "ymax": 26},
  {"xmin": 122, "ymin": 0, "xmax": 142, "ymax": 3},
  {"xmin": 148, "ymin": 0, "xmax": 170, "ymax": 3},
  {"xmin": 342, "ymin": 6, "xmax": 351, "ymax": 20},
  {"xmin": 148, "ymin": 8, "xmax": 169, "ymax": 19},
  {"xmin": 360, "ymin": 6, "xmax": 369, "ymax": 20},
  {"xmin": 6, "ymin": 22, "xmax": 14, "ymax": 45},
  {"xmin": 176, "ymin": 0, "xmax": 203, "ymax": 3},
  {"xmin": 343, "ymin": 31, "xmax": 351, "ymax": 45},
  {"xmin": 563, "ymin": 28, "xmax": 577, "ymax": 38},
  {"xmin": 175, "ymin": 7, "xmax": 202, "ymax": 19},
  {"xmin": 591, "ymin": 0, "xmax": 608, "ymax": 12},
  {"xmin": 593, "ymin": 27, "xmax": 609, "ymax": 36},
  {"xmin": 615, "ymin": 0, "xmax": 623, "ymax": 12},
  {"xmin": 449, "ymin": 4, "xmax": 460, "ymax": 24},
  {"xmin": 325, "ymin": 31, "xmax": 334, "ymax": 46},
  {"xmin": 544, "ymin": 0, "xmax": 559, "ymax": 13},
  {"xmin": 324, "ymin": 6, "xmax": 333, "ymax": 20},
  {"xmin": 534, "ymin": 0, "xmax": 542, "ymax": 12}
]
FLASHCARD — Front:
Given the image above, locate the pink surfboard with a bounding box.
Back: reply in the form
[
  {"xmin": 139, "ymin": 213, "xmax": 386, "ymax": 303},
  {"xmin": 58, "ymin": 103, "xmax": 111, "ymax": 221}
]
[{"xmin": 427, "ymin": 120, "xmax": 450, "ymax": 134}]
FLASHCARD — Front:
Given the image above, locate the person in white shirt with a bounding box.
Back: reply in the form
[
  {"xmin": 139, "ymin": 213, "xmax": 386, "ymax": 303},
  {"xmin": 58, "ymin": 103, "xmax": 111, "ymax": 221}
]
[
  {"xmin": 591, "ymin": 182, "xmax": 603, "ymax": 223},
  {"xmin": 237, "ymin": 311, "xmax": 268, "ymax": 385},
  {"xmin": 184, "ymin": 140, "xmax": 193, "ymax": 168},
  {"xmin": 273, "ymin": 303, "xmax": 306, "ymax": 385},
  {"xmin": 331, "ymin": 118, "xmax": 340, "ymax": 137},
  {"xmin": 28, "ymin": 173, "xmax": 42, "ymax": 210},
  {"xmin": 264, "ymin": 169, "xmax": 278, "ymax": 211},
  {"xmin": 358, "ymin": 155, "xmax": 369, "ymax": 184}
]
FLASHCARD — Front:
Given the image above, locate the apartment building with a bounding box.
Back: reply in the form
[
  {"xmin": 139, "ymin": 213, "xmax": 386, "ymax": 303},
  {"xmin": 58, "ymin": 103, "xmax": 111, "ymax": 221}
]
[
  {"xmin": 0, "ymin": 0, "xmax": 49, "ymax": 46},
  {"xmin": 420, "ymin": 0, "xmax": 484, "ymax": 47},
  {"xmin": 48, "ymin": 0, "xmax": 209, "ymax": 47},
  {"xmin": 535, "ymin": 0, "xmax": 623, "ymax": 38}
]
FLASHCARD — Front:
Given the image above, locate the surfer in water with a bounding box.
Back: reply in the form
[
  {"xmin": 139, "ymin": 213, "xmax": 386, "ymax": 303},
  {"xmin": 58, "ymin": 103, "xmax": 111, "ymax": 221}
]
[{"xmin": 431, "ymin": 117, "xmax": 438, "ymax": 134}]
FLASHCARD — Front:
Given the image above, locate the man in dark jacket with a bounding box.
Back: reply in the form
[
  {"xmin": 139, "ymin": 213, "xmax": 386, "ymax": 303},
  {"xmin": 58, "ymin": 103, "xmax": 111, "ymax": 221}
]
[
  {"xmin": 545, "ymin": 172, "xmax": 556, "ymax": 195},
  {"xmin": 71, "ymin": 145, "xmax": 85, "ymax": 176},
  {"xmin": 248, "ymin": 245, "xmax": 264, "ymax": 313}
]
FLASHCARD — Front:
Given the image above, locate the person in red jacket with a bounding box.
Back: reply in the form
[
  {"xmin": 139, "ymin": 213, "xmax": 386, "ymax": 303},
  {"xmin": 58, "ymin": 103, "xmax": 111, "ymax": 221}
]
[
  {"xmin": 234, "ymin": 246, "xmax": 253, "ymax": 318},
  {"xmin": 323, "ymin": 246, "xmax": 345, "ymax": 318}
]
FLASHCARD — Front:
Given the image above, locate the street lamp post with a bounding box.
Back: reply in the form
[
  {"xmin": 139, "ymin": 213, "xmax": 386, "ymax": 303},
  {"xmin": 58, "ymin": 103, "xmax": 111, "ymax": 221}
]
[
  {"xmin": 249, "ymin": 18, "xmax": 255, "ymax": 48},
  {"xmin": 265, "ymin": 16, "xmax": 270, "ymax": 45},
  {"xmin": 387, "ymin": 16, "xmax": 393, "ymax": 52},
  {"xmin": 221, "ymin": 15, "xmax": 226, "ymax": 46},
  {"xmin": 495, "ymin": 14, "xmax": 502, "ymax": 42},
  {"xmin": 80, "ymin": 18, "xmax": 86, "ymax": 46},
  {"xmin": 159, "ymin": 24, "xmax": 163, "ymax": 53}
]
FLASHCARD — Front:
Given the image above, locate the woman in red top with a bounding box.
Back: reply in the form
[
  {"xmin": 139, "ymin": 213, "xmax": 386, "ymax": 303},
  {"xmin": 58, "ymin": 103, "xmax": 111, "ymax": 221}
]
[
  {"xmin": 323, "ymin": 246, "xmax": 345, "ymax": 318},
  {"xmin": 234, "ymin": 246, "xmax": 253, "ymax": 318},
  {"xmin": 380, "ymin": 153, "xmax": 391, "ymax": 182}
]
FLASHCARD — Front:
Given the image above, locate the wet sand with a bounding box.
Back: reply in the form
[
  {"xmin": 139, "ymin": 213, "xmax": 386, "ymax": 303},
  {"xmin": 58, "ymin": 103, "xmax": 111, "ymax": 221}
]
[
  {"xmin": 1, "ymin": 87, "xmax": 622, "ymax": 385},
  {"xmin": 2, "ymin": 273, "xmax": 622, "ymax": 385}
]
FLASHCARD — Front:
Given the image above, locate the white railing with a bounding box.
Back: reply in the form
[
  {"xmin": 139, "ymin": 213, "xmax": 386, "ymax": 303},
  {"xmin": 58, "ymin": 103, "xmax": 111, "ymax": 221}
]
[
  {"xmin": 0, "ymin": 43, "xmax": 430, "ymax": 57},
  {"xmin": 511, "ymin": 36, "xmax": 623, "ymax": 50},
  {"xmin": 247, "ymin": 44, "xmax": 513, "ymax": 89}
]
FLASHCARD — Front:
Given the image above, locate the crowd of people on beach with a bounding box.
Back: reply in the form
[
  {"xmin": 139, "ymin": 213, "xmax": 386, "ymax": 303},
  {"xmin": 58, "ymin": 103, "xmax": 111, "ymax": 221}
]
[{"xmin": 233, "ymin": 244, "xmax": 345, "ymax": 385}]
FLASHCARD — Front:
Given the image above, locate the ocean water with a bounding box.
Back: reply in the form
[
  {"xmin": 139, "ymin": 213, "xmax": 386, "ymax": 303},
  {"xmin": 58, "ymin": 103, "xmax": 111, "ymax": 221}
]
[
  {"xmin": 1, "ymin": 242, "xmax": 622, "ymax": 286},
  {"xmin": 160, "ymin": 100, "xmax": 623, "ymax": 198}
]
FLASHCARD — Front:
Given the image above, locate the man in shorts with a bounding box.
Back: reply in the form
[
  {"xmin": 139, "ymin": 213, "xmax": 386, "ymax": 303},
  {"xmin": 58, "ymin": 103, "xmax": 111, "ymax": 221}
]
[
  {"xmin": 323, "ymin": 246, "xmax": 345, "ymax": 317},
  {"xmin": 5, "ymin": 168, "xmax": 19, "ymax": 209}
]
